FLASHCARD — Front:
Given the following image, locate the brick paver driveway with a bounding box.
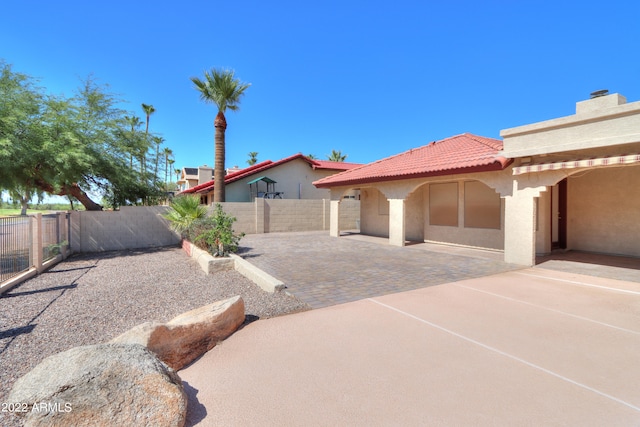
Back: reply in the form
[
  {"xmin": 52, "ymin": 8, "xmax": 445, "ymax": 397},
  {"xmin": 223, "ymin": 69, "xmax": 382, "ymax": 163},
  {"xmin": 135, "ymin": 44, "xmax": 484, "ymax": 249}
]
[{"xmin": 238, "ymin": 231, "xmax": 521, "ymax": 308}]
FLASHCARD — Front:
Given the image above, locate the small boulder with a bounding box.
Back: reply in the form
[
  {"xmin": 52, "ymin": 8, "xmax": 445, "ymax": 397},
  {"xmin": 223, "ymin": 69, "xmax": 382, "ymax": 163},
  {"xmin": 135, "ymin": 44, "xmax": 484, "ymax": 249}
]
[
  {"xmin": 7, "ymin": 343, "xmax": 186, "ymax": 427},
  {"xmin": 112, "ymin": 295, "xmax": 245, "ymax": 370}
]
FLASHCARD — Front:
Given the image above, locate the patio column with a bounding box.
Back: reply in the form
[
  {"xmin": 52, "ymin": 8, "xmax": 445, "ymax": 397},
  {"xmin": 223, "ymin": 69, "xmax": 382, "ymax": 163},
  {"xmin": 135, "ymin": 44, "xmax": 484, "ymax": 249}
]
[
  {"xmin": 329, "ymin": 199, "xmax": 341, "ymax": 237},
  {"xmin": 388, "ymin": 198, "xmax": 406, "ymax": 247},
  {"xmin": 504, "ymin": 192, "xmax": 537, "ymax": 266}
]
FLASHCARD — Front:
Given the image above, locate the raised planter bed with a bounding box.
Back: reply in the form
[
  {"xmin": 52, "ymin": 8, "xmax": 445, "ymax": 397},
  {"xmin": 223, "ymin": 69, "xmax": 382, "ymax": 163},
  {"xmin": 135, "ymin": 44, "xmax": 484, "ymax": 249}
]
[{"xmin": 181, "ymin": 240, "xmax": 284, "ymax": 293}]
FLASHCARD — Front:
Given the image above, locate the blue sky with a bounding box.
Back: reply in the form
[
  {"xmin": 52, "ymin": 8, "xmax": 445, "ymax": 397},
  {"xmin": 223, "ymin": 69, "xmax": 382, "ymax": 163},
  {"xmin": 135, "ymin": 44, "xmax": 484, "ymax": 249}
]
[{"xmin": 2, "ymin": 0, "xmax": 639, "ymax": 176}]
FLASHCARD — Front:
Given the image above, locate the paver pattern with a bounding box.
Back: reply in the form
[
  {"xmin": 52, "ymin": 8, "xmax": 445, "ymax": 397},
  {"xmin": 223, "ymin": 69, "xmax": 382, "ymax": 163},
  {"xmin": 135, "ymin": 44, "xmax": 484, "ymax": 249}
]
[{"xmin": 238, "ymin": 231, "xmax": 521, "ymax": 308}]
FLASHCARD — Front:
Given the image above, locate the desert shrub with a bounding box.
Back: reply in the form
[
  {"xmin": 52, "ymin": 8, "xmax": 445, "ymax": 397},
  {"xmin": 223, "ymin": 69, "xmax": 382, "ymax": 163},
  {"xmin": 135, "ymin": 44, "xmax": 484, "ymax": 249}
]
[
  {"xmin": 190, "ymin": 204, "xmax": 244, "ymax": 257},
  {"xmin": 163, "ymin": 194, "xmax": 207, "ymax": 237}
]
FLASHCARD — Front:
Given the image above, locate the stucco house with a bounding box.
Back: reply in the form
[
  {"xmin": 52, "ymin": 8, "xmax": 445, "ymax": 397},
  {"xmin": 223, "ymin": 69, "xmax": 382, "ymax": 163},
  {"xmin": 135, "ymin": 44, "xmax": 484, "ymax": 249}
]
[
  {"xmin": 314, "ymin": 92, "xmax": 640, "ymax": 266},
  {"xmin": 176, "ymin": 166, "xmax": 213, "ymax": 192},
  {"xmin": 180, "ymin": 154, "xmax": 361, "ymax": 203}
]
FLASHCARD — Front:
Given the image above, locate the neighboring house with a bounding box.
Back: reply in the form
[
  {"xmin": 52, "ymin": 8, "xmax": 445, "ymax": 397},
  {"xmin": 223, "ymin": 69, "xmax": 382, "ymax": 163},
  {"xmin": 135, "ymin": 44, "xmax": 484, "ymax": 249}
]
[
  {"xmin": 180, "ymin": 154, "xmax": 361, "ymax": 203},
  {"xmin": 176, "ymin": 166, "xmax": 213, "ymax": 192},
  {"xmin": 314, "ymin": 92, "xmax": 640, "ymax": 266}
]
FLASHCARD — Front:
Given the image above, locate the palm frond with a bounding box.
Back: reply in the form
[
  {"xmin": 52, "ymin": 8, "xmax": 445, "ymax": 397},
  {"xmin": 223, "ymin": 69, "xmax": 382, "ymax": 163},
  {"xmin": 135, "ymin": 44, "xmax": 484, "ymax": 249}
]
[{"xmin": 191, "ymin": 68, "xmax": 250, "ymax": 113}]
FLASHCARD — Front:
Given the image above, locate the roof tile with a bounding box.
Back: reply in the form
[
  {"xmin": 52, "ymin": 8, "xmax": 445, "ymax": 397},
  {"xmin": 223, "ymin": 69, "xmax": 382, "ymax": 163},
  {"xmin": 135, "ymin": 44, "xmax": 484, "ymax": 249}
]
[{"xmin": 314, "ymin": 133, "xmax": 511, "ymax": 188}]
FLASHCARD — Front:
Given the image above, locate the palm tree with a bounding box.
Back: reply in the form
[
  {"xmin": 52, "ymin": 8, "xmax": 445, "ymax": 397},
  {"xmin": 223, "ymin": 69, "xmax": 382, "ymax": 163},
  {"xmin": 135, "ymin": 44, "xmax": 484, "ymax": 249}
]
[
  {"xmin": 191, "ymin": 69, "xmax": 250, "ymax": 202},
  {"xmin": 247, "ymin": 151, "xmax": 258, "ymax": 165},
  {"xmin": 163, "ymin": 148, "xmax": 173, "ymax": 187},
  {"xmin": 174, "ymin": 168, "xmax": 181, "ymax": 184},
  {"xmin": 327, "ymin": 150, "xmax": 347, "ymax": 162},
  {"xmin": 141, "ymin": 103, "xmax": 155, "ymax": 135},
  {"xmin": 306, "ymin": 153, "xmax": 317, "ymax": 160},
  {"xmin": 152, "ymin": 136, "xmax": 165, "ymax": 181},
  {"xmin": 124, "ymin": 115, "xmax": 142, "ymax": 169},
  {"xmin": 141, "ymin": 103, "xmax": 156, "ymax": 175},
  {"xmin": 163, "ymin": 194, "xmax": 208, "ymax": 236}
]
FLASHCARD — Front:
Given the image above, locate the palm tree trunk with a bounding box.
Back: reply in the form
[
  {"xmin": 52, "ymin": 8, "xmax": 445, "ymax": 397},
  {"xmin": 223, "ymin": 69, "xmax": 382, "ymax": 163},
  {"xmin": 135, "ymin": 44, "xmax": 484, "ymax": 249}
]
[{"xmin": 214, "ymin": 111, "xmax": 227, "ymax": 203}]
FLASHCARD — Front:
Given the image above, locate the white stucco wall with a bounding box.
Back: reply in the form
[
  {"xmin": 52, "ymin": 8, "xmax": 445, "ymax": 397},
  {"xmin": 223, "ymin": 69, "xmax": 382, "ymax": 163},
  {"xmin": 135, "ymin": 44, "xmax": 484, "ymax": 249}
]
[{"xmin": 567, "ymin": 166, "xmax": 640, "ymax": 257}]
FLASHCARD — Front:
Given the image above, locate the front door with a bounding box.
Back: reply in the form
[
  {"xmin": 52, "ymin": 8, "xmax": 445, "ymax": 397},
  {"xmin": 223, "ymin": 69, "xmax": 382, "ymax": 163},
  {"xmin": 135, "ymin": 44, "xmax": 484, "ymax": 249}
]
[{"xmin": 551, "ymin": 179, "xmax": 567, "ymax": 249}]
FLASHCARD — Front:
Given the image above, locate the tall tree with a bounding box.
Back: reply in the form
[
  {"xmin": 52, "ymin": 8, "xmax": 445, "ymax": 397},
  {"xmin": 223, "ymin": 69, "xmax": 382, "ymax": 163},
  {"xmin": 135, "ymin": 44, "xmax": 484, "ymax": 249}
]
[
  {"xmin": 191, "ymin": 69, "xmax": 250, "ymax": 202},
  {"xmin": 141, "ymin": 103, "xmax": 155, "ymax": 175},
  {"xmin": 123, "ymin": 115, "xmax": 142, "ymax": 169},
  {"xmin": 163, "ymin": 147, "xmax": 173, "ymax": 186},
  {"xmin": 327, "ymin": 150, "xmax": 347, "ymax": 162},
  {"xmin": 247, "ymin": 151, "xmax": 258, "ymax": 165},
  {"xmin": 153, "ymin": 135, "xmax": 165, "ymax": 181},
  {"xmin": 0, "ymin": 62, "xmax": 44, "ymax": 213},
  {"xmin": 0, "ymin": 62, "xmax": 162, "ymax": 210}
]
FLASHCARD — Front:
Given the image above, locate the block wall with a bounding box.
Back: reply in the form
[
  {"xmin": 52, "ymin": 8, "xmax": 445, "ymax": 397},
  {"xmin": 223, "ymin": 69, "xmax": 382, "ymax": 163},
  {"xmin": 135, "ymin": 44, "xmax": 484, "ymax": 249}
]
[
  {"xmin": 70, "ymin": 206, "xmax": 180, "ymax": 252},
  {"xmin": 70, "ymin": 201, "xmax": 360, "ymax": 253}
]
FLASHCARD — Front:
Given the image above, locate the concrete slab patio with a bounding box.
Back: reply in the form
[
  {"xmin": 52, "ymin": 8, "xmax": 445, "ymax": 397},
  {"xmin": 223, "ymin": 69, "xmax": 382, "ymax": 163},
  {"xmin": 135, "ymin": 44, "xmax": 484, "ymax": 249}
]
[{"xmin": 180, "ymin": 267, "xmax": 640, "ymax": 426}]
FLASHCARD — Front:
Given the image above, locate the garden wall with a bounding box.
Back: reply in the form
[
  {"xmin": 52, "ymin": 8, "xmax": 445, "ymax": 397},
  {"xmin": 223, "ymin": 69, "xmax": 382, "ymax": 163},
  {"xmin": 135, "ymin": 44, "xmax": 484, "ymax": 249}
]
[
  {"xmin": 70, "ymin": 206, "xmax": 180, "ymax": 252},
  {"xmin": 217, "ymin": 199, "xmax": 360, "ymax": 235},
  {"xmin": 70, "ymin": 200, "xmax": 360, "ymax": 253}
]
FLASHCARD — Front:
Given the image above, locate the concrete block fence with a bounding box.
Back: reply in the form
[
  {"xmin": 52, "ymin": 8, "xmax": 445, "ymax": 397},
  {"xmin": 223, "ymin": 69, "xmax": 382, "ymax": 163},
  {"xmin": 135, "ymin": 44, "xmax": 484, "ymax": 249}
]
[
  {"xmin": 69, "ymin": 199, "xmax": 360, "ymax": 253},
  {"xmin": 228, "ymin": 198, "xmax": 360, "ymax": 235}
]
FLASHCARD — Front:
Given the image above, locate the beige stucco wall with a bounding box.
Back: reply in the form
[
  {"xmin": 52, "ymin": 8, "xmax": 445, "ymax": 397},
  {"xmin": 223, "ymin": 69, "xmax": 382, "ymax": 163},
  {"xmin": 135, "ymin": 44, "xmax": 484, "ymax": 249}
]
[
  {"xmin": 360, "ymin": 187, "xmax": 390, "ymax": 238},
  {"xmin": 535, "ymin": 190, "xmax": 552, "ymax": 255},
  {"xmin": 404, "ymin": 189, "xmax": 424, "ymax": 241},
  {"xmin": 423, "ymin": 181, "xmax": 504, "ymax": 250},
  {"xmin": 567, "ymin": 166, "xmax": 640, "ymax": 257},
  {"xmin": 357, "ymin": 179, "xmax": 504, "ymax": 249},
  {"xmin": 215, "ymin": 159, "xmax": 338, "ymax": 202},
  {"xmin": 501, "ymin": 94, "xmax": 640, "ymax": 158}
]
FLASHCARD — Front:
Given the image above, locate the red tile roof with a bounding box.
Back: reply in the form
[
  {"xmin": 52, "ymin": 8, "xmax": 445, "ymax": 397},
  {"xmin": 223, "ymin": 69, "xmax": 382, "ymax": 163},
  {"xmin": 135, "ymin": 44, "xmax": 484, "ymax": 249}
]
[
  {"xmin": 311, "ymin": 160, "xmax": 362, "ymax": 170},
  {"xmin": 179, "ymin": 154, "xmax": 361, "ymax": 195},
  {"xmin": 313, "ymin": 133, "xmax": 511, "ymax": 188}
]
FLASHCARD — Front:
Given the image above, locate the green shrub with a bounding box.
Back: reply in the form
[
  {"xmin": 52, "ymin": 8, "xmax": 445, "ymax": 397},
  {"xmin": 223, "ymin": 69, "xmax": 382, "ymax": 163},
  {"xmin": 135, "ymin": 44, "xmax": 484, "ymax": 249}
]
[
  {"xmin": 163, "ymin": 195, "xmax": 208, "ymax": 236},
  {"xmin": 191, "ymin": 204, "xmax": 244, "ymax": 257}
]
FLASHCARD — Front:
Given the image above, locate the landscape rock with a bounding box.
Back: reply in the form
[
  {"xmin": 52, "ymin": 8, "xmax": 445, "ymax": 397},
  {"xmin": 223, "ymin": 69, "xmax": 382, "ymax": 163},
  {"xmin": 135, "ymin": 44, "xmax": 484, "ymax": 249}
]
[
  {"xmin": 7, "ymin": 343, "xmax": 186, "ymax": 427},
  {"xmin": 112, "ymin": 295, "xmax": 245, "ymax": 370}
]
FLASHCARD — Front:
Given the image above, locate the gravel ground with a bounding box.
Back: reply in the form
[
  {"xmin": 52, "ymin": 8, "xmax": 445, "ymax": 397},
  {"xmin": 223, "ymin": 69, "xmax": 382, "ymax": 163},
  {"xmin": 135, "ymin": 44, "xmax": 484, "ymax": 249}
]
[{"xmin": 0, "ymin": 246, "xmax": 309, "ymax": 424}]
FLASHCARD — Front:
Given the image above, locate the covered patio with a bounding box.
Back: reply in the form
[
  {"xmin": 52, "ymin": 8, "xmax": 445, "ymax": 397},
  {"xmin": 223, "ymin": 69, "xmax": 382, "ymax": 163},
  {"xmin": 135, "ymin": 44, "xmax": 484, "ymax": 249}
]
[{"xmin": 315, "ymin": 92, "xmax": 640, "ymax": 267}]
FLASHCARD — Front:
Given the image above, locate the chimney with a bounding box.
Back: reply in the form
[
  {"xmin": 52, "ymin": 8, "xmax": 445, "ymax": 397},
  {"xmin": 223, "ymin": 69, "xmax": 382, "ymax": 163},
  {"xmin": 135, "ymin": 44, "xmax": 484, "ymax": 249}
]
[
  {"xmin": 576, "ymin": 90, "xmax": 626, "ymax": 115},
  {"xmin": 197, "ymin": 165, "xmax": 213, "ymax": 184},
  {"xmin": 590, "ymin": 89, "xmax": 609, "ymax": 98}
]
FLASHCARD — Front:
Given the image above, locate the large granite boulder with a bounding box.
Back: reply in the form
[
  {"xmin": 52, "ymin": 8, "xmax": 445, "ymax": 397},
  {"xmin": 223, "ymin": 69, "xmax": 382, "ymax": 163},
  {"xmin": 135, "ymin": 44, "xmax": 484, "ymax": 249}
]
[
  {"xmin": 112, "ymin": 295, "xmax": 245, "ymax": 370},
  {"xmin": 7, "ymin": 343, "xmax": 186, "ymax": 427}
]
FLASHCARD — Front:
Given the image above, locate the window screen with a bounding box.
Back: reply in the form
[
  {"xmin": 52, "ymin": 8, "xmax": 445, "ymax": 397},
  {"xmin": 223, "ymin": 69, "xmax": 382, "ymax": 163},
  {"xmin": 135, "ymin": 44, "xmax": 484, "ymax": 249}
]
[
  {"xmin": 429, "ymin": 182, "xmax": 458, "ymax": 226},
  {"xmin": 464, "ymin": 181, "xmax": 500, "ymax": 229}
]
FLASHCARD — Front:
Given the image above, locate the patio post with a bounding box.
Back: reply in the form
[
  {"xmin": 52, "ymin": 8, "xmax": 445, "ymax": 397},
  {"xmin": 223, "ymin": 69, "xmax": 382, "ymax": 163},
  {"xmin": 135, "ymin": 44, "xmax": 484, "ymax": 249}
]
[
  {"xmin": 504, "ymin": 191, "xmax": 538, "ymax": 266},
  {"xmin": 388, "ymin": 198, "xmax": 406, "ymax": 247},
  {"xmin": 329, "ymin": 199, "xmax": 341, "ymax": 237},
  {"xmin": 32, "ymin": 213, "xmax": 44, "ymax": 273}
]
